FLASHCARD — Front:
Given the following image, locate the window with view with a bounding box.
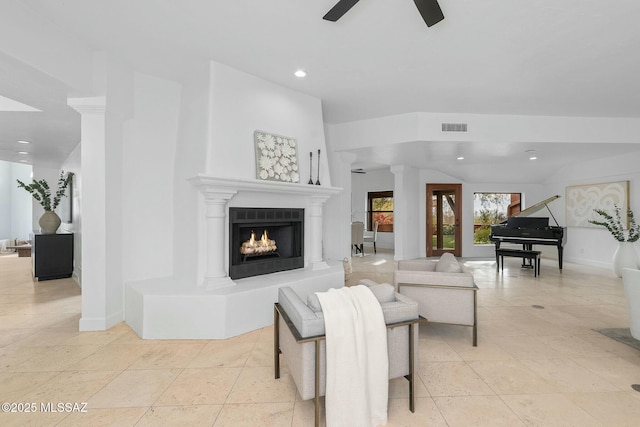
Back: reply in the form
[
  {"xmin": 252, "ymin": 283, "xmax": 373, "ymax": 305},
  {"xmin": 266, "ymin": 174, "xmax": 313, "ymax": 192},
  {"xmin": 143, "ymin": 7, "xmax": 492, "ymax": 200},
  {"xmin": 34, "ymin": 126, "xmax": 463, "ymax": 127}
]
[
  {"xmin": 368, "ymin": 191, "xmax": 394, "ymax": 232},
  {"xmin": 473, "ymin": 193, "xmax": 521, "ymax": 244}
]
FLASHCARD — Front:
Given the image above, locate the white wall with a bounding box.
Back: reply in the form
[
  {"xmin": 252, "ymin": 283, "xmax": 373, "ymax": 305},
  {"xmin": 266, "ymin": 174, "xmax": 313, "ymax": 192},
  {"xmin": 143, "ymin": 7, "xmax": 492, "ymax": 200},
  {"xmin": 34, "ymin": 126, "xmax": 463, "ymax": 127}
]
[
  {"xmin": 207, "ymin": 62, "xmax": 330, "ymax": 185},
  {"xmin": 351, "ymin": 168, "xmax": 395, "ymax": 250},
  {"xmin": 543, "ymin": 149, "xmax": 640, "ymax": 269},
  {"xmin": 10, "ymin": 162, "xmax": 32, "ymax": 240},
  {"xmin": 122, "ymin": 72, "xmax": 180, "ymax": 282},
  {"xmin": 330, "ymin": 112, "xmax": 640, "ymax": 151},
  {"xmin": 0, "ymin": 161, "xmax": 11, "ymax": 239},
  {"xmin": 392, "ymin": 165, "xmax": 420, "ymax": 260},
  {"xmin": 171, "ymin": 61, "xmax": 335, "ymax": 285},
  {"xmin": 172, "ymin": 63, "xmax": 210, "ymax": 285}
]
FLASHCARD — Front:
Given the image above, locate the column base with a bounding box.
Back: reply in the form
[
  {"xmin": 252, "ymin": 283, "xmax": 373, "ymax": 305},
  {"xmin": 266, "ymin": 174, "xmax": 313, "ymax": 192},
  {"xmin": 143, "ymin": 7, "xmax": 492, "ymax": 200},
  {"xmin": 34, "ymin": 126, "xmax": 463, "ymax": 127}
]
[
  {"xmin": 203, "ymin": 276, "xmax": 236, "ymax": 290},
  {"xmin": 309, "ymin": 260, "xmax": 331, "ymax": 271}
]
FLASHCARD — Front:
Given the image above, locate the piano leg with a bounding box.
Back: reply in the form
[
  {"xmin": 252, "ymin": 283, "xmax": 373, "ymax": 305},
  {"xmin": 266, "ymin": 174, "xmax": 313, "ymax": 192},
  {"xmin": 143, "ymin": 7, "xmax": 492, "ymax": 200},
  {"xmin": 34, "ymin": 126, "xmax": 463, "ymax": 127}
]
[{"xmin": 558, "ymin": 244, "xmax": 563, "ymax": 270}]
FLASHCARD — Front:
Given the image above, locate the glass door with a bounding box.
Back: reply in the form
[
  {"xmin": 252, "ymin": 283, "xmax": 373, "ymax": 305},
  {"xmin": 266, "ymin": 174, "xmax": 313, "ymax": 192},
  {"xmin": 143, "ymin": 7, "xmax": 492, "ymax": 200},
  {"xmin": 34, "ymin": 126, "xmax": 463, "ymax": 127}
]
[{"xmin": 426, "ymin": 184, "xmax": 462, "ymax": 257}]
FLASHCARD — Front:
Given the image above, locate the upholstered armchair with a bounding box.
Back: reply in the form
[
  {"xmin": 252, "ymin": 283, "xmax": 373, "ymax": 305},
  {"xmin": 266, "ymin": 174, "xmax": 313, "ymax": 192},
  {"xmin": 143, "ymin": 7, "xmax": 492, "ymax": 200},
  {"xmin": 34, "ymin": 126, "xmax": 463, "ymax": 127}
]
[
  {"xmin": 274, "ymin": 283, "xmax": 421, "ymax": 427},
  {"xmin": 393, "ymin": 254, "xmax": 478, "ymax": 346},
  {"xmin": 363, "ymin": 221, "xmax": 379, "ymax": 254}
]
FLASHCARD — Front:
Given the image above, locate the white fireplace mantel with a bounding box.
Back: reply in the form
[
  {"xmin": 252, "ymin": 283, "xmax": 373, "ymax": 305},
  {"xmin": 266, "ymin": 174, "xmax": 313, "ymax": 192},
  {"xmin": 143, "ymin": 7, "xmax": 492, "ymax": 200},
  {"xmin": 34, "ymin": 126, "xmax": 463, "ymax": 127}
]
[
  {"xmin": 189, "ymin": 174, "xmax": 342, "ymax": 198},
  {"xmin": 189, "ymin": 175, "xmax": 342, "ymax": 289}
]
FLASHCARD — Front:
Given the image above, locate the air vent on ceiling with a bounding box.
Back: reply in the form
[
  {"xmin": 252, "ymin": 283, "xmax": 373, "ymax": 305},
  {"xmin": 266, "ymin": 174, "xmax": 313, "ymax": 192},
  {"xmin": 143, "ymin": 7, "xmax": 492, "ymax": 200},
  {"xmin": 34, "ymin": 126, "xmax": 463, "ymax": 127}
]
[{"xmin": 442, "ymin": 123, "xmax": 468, "ymax": 132}]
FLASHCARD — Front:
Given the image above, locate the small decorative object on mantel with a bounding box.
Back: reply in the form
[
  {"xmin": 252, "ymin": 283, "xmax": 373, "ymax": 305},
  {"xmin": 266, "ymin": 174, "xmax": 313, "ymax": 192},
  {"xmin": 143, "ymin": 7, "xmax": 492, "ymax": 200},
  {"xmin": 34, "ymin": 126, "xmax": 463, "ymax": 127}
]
[
  {"xmin": 589, "ymin": 205, "xmax": 640, "ymax": 277},
  {"xmin": 308, "ymin": 151, "xmax": 314, "ymax": 185},
  {"xmin": 17, "ymin": 171, "xmax": 74, "ymax": 234},
  {"xmin": 254, "ymin": 130, "xmax": 299, "ymax": 183},
  {"xmin": 315, "ymin": 149, "xmax": 321, "ymax": 185}
]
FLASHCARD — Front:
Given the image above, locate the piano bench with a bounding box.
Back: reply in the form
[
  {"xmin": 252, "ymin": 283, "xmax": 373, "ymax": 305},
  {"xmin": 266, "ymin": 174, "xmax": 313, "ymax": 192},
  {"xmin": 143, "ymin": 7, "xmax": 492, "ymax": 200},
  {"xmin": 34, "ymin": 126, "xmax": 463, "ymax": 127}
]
[{"xmin": 495, "ymin": 248, "xmax": 541, "ymax": 277}]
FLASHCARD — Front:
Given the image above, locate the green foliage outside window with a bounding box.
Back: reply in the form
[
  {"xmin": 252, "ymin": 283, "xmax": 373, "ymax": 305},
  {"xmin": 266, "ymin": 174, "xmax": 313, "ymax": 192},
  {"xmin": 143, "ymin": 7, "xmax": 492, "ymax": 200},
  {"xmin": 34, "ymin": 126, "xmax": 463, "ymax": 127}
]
[
  {"xmin": 473, "ymin": 193, "xmax": 517, "ymax": 244},
  {"xmin": 368, "ymin": 191, "xmax": 393, "ymax": 232}
]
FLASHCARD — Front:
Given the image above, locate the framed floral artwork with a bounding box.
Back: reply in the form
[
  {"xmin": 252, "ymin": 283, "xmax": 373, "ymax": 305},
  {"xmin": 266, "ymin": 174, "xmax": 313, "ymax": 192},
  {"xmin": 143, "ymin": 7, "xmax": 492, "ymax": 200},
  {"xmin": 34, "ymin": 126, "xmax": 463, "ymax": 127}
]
[{"xmin": 254, "ymin": 130, "xmax": 299, "ymax": 183}]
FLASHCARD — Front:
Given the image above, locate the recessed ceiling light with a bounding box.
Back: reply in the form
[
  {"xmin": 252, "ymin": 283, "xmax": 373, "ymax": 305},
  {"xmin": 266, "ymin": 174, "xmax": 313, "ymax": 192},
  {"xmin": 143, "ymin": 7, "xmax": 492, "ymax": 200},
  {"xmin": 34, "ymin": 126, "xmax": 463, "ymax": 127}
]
[
  {"xmin": 294, "ymin": 69, "xmax": 307, "ymax": 78},
  {"xmin": 525, "ymin": 149, "xmax": 536, "ymax": 153},
  {"xmin": 457, "ymin": 156, "xmax": 464, "ymax": 160},
  {"xmin": 18, "ymin": 140, "xmax": 31, "ymax": 144},
  {"xmin": 18, "ymin": 151, "xmax": 28, "ymax": 154},
  {"xmin": 19, "ymin": 160, "xmax": 28, "ymax": 163},
  {"xmin": 529, "ymin": 156, "xmax": 538, "ymax": 160}
]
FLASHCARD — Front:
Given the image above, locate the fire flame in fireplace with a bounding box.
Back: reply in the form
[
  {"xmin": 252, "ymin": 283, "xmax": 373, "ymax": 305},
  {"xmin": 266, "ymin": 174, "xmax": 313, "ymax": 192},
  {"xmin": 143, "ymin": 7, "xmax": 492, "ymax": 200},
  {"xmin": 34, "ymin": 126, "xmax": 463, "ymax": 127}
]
[{"xmin": 240, "ymin": 230, "xmax": 277, "ymax": 255}]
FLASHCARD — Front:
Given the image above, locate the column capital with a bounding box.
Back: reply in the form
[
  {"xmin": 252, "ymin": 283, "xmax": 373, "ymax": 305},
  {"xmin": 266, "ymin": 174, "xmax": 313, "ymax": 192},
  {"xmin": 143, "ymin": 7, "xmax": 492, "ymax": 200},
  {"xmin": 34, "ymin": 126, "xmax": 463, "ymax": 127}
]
[
  {"xmin": 390, "ymin": 164, "xmax": 406, "ymax": 175},
  {"xmin": 68, "ymin": 96, "xmax": 107, "ymax": 114},
  {"xmin": 200, "ymin": 189, "xmax": 237, "ymax": 204},
  {"xmin": 309, "ymin": 194, "xmax": 332, "ymax": 206}
]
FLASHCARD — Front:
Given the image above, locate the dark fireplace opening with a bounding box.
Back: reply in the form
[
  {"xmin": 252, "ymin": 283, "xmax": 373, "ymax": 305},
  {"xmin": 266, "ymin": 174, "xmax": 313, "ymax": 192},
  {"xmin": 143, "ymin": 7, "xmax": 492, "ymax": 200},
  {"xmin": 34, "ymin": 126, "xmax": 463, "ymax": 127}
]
[{"xmin": 229, "ymin": 208, "xmax": 304, "ymax": 280}]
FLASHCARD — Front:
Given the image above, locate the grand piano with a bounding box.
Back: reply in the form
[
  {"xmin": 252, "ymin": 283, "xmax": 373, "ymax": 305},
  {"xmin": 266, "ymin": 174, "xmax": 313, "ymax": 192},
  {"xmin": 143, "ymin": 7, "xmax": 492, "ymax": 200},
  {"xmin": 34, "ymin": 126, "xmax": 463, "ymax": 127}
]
[{"xmin": 489, "ymin": 195, "xmax": 567, "ymax": 270}]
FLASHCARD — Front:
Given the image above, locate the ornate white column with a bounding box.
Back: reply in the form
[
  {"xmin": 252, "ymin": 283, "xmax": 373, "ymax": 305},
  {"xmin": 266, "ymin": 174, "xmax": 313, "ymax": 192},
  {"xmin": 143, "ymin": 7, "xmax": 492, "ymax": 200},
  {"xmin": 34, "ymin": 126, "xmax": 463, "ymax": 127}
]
[
  {"xmin": 308, "ymin": 194, "xmax": 332, "ymax": 270},
  {"xmin": 68, "ymin": 96, "xmax": 111, "ymax": 330},
  {"xmin": 201, "ymin": 188, "xmax": 237, "ymax": 289}
]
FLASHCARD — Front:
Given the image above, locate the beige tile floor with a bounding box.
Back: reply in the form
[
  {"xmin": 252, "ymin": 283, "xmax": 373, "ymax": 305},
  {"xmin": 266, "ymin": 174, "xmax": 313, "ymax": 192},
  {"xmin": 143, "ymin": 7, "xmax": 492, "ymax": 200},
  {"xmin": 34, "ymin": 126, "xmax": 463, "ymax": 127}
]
[{"xmin": 1, "ymin": 250, "xmax": 640, "ymax": 426}]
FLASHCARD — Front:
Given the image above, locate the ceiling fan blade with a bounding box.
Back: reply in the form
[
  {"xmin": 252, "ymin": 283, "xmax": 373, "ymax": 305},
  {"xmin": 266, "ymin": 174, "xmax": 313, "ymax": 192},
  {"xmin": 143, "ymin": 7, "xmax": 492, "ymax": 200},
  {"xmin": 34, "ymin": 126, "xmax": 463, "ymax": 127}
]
[
  {"xmin": 323, "ymin": 0, "xmax": 361, "ymax": 22},
  {"xmin": 413, "ymin": 0, "xmax": 445, "ymax": 27}
]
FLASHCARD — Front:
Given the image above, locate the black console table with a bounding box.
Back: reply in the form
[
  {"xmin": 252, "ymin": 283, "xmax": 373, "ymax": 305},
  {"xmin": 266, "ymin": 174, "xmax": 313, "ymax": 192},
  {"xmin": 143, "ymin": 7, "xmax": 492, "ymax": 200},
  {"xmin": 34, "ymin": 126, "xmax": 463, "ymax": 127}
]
[{"xmin": 32, "ymin": 233, "xmax": 74, "ymax": 281}]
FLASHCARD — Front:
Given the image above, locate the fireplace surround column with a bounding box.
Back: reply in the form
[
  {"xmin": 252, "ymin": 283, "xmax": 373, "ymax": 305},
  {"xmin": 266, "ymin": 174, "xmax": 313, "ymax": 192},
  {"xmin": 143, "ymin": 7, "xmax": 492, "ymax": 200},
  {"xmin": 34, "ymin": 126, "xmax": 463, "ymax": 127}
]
[
  {"xmin": 202, "ymin": 189, "xmax": 236, "ymax": 289},
  {"xmin": 308, "ymin": 195, "xmax": 331, "ymax": 270}
]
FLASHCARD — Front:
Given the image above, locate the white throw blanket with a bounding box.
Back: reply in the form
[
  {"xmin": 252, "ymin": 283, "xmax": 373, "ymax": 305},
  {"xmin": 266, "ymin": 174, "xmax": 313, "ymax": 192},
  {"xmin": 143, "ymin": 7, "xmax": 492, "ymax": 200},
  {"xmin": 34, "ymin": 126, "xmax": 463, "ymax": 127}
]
[{"xmin": 316, "ymin": 285, "xmax": 389, "ymax": 427}]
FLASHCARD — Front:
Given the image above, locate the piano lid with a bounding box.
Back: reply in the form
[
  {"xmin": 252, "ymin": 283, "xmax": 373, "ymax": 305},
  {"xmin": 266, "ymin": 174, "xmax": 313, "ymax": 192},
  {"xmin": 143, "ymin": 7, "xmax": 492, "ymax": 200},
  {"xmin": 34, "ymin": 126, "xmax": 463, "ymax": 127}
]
[{"xmin": 513, "ymin": 195, "xmax": 561, "ymax": 225}]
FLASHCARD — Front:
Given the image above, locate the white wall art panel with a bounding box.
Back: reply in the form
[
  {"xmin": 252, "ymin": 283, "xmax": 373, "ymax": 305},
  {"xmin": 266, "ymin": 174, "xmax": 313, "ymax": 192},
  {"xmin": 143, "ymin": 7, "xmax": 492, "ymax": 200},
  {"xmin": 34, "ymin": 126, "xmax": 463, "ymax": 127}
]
[{"xmin": 566, "ymin": 181, "xmax": 629, "ymax": 227}]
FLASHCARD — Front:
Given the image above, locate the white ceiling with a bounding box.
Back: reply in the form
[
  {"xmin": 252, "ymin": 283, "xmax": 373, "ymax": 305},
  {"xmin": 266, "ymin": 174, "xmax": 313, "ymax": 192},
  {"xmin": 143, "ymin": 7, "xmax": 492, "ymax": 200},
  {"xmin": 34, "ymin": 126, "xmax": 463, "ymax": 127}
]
[{"xmin": 1, "ymin": 0, "xmax": 640, "ymax": 179}]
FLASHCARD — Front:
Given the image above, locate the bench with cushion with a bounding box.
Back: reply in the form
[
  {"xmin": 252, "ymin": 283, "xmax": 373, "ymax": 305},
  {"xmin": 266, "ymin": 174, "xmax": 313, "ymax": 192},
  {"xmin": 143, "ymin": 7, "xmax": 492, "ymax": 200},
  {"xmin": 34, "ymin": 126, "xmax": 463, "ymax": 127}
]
[{"xmin": 495, "ymin": 247, "xmax": 541, "ymax": 277}]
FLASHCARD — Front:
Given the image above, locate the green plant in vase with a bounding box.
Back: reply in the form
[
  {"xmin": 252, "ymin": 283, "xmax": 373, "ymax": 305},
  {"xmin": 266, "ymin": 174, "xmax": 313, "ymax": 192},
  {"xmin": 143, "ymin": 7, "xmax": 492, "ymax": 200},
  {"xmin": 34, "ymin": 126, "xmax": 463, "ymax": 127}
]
[
  {"xmin": 589, "ymin": 205, "xmax": 640, "ymax": 242},
  {"xmin": 589, "ymin": 205, "xmax": 640, "ymax": 277},
  {"xmin": 17, "ymin": 171, "xmax": 74, "ymax": 234}
]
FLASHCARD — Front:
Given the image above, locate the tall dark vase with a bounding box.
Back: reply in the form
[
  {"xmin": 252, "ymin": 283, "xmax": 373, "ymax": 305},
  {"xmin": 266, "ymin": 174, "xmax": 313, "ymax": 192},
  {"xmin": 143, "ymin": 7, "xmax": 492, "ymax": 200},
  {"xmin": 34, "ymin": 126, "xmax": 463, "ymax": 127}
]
[{"xmin": 315, "ymin": 149, "xmax": 321, "ymax": 185}]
